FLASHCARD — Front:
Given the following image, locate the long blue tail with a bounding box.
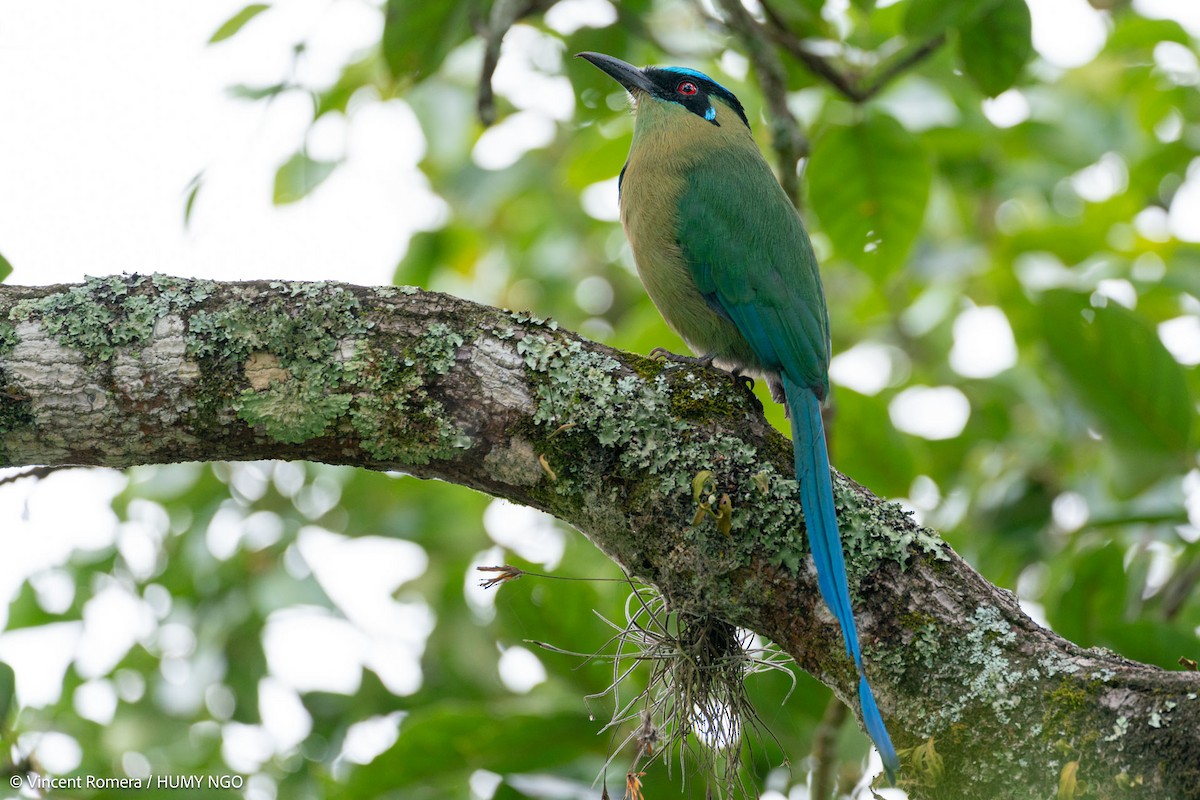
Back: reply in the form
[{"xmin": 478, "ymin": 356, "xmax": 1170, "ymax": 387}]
[{"xmin": 784, "ymin": 377, "xmax": 899, "ymax": 781}]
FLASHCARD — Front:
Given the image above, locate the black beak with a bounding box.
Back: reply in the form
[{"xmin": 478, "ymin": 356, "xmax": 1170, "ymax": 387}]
[{"xmin": 577, "ymin": 52, "xmax": 656, "ymax": 95}]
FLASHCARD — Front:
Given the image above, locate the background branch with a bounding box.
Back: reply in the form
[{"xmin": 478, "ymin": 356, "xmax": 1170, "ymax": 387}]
[
  {"xmin": 757, "ymin": 0, "xmax": 947, "ymax": 103},
  {"xmin": 810, "ymin": 697, "xmax": 848, "ymax": 800},
  {"xmin": 757, "ymin": 0, "xmax": 867, "ymax": 102},
  {"xmin": 475, "ymin": 0, "xmax": 559, "ymax": 126},
  {"xmin": 714, "ymin": 0, "xmax": 808, "ymax": 206}
]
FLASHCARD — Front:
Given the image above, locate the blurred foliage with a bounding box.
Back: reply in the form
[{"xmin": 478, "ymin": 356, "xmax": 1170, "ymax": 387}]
[
  {"xmin": 273, "ymin": 154, "xmax": 341, "ymax": 206},
  {"xmin": 209, "ymin": 4, "xmax": 271, "ymax": 45},
  {"xmin": 807, "ymin": 110, "xmax": 933, "ymax": 277},
  {"xmin": 3, "ymin": 0, "xmax": 1200, "ymax": 798}
]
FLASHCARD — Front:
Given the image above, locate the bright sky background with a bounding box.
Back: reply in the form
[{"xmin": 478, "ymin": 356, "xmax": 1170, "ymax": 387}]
[
  {"xmin": 1, "ymin": 0, "xmax": 1199, "ymax": 793},
  {"xmin": 0, "ymin": 0, "xmax": 438, "ymax": 289},
  {"xmin": 0, "ymin": 0, "xmax": 519, "ymax": 783}
]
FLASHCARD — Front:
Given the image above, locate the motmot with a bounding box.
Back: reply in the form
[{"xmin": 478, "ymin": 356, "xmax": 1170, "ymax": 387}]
[{"xmin": 578, "ymin": 51, "xmax": 899, "ymax": 779}]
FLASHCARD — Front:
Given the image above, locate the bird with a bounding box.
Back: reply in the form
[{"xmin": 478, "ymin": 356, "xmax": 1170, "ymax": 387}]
[{"xmin": 578, "ymin": 51, "xmax": 899, "ymax": 780}]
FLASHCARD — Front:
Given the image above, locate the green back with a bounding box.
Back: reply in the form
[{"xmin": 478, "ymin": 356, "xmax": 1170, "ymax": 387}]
[{"xmin": 676, "ymin": 146, "xmax": 831, "ymax": 395}]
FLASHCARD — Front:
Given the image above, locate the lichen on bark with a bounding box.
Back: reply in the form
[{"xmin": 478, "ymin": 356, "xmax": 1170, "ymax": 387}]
[{"xmin": 0, "ymin": 275, "xmax": 1198, "ymax": 798}]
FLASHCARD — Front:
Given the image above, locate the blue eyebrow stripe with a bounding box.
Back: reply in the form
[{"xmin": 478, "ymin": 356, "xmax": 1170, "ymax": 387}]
[{"xmin": 658, "ymin": 66, "xmax": 734, "ymax": 97}]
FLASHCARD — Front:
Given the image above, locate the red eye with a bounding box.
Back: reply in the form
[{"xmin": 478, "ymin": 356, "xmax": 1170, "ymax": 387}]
[{"xmin": 677, "ymin": 81, "xmax": 698, "ymax": 96}]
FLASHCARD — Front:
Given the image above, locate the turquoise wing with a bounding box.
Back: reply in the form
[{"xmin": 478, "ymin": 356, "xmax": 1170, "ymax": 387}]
[{"xmin": 676, "ymin": 148, "xmax": 830, "ymax": 394}]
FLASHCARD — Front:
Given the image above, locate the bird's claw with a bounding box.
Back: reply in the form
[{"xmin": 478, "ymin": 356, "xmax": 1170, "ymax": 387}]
[
  {"xmin": 731, "ymin": 370, "xmax": 755, "ymax": 392},
  {"xmin": 731, "ymin": 371, "xmax": 763, "ymax": 413},
  {"xmin": 649, "ymin": 347, "xmax": 716, "ymax": 367}
]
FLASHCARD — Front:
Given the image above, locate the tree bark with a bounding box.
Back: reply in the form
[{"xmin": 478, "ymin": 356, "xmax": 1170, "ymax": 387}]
[{"xmin": 1, "ymin": 275, "xmax": 1197, "ymax": 798}]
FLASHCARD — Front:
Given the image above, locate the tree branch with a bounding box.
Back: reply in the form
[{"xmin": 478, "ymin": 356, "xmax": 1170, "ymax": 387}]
[
  {"xmin": 859, "ymin": 34, "xmax": 947, "ymax": 101},
  {"xmin": 475, "ymin": 0, "xmax": 559, "ymax": 126},
  {"xmin": 811, "ymin": 696, "xmax": 848, "ymax": 800},
  {"xmin": 714, "ymin": 0, "xmax": 808, "ymax": 206},
  {"xmin": 1, "ymin": 276, "xmax": 1198, "ymax": 798},
  {"xmin": 757, "ymin": 0, "xmax": 867, "ymax": 103},
  {"xmin": 758, "ymin": 0, "xmax": 947, "ymax": 104}
]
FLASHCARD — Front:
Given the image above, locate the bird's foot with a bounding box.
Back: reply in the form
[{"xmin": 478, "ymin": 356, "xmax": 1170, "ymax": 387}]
[
  {"xmin": 730, "ymin": 369, "xmax": 755, "ymax": 392},
  {"xmin": 730, "ymin": 369, "xmax": 763, "ymax": 413},
  {"xmin": 649, "ymin": 347, "xmax": 715, "ymax": 367},
  {"xmin": 648, "ymin": 349, "xmax": 763, "ymax": 413}
]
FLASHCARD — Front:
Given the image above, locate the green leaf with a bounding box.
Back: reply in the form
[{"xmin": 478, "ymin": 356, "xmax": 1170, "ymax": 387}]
[
  {"xmin": 1046, "ymin": 543, "xmax": 1199, "ymax": 668},
  {"xmin": 316, "ymin": 55, "xmax": 385, "ymax": 118},
  {"xmin": 903, "ymin": 0, "xmax": 998, "ymax": 40},
  {"xmin": 0, "ymin": 250, "xmax": 12, "ymax": 282},
  {"xmin": 208, "ymin": 3, "xmax": 270, "ymax": 44},
  {"xmin": 382, "ymin": 0, "xmax": 472, "ymax": 83},
  {"xmin": 834, "ymin": 387, "xmax": 915, "ymax": 498},
  {"xmin": 347, "ymin": 703, "xmax": 593, "ymax": 790},
  {"xmin": 3, "ymin": 582, "xmax": 65, "ymax": 631},
  {"xmin": 395, "ymin": 224, "xmax": 485, "ymax": 288},
  {"xmin": 226, "ymin": 82, "xmax": 289, "ymax": 101},
  {"xmin": 960, "ymin": 0, "xmax": 1032, "ymax": 96},
  {"xmin": 273, "ymin": 153, "xmax": 337, "ymax": 205},
  {"xmin": 183, "ymin": 172, "xmax": 203, "ymax": 229},
  {"xmin": 0, "ymin": 659, "xmax": 15, "ymax": 724},
  {"xmin": 1106, "ymin": 15, "xmax": 1191, "ymax": 53},
  {"xmin": 807, "ymin": 112, "xmax": 931, "ymax": 277},
  {"xmin": 1038, "ymin": 290, "xmax": 1193, "ymax": 478},
  {"xmin": 762, "ymin": 0, "xmax": 825, "ymax": 28}
]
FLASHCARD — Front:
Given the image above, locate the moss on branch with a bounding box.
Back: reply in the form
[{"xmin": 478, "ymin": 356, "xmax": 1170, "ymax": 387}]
[{"xmin": 0, "ymin": 275, "xmax": 1198, "ymax": 798}]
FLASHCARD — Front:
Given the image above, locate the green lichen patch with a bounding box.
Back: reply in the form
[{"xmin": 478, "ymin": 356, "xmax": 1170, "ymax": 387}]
[
  {"xmin": 517, "ymin": 331, "xmax": 822, "ymax": 599},
  {"xmin": 186, "ymin": 282, "xmax": 371, "ymax": 364},
  {"xmin": 209, "ymin": 296, "xmax": 470, "ymax": 459},
  {"xmin": 150, "ymin": 273, "xmax": 216, "ymax": 298},
  {"xmin": 871, "ymin": 618, "xmax": 941, "ymax": 681},
  {"xmin": 162, "ymin": 280, "xmax": 471, "ymax": 457},
  {"xmin": 731, "ymin": 462, "xmax": 806, "ymax": 569},
  {"xmin": 904, "ymin": 605, "xmax": 1030, "ymax": 737},
  {"xmin": 344, "ymin": 324, "xmax": 470, "ymax": 465},
  {"xmin": 838, "ymin": 489, "xmax": 948, "ymax": 576},
  {"xmin": 718, "ymin": 461, "xmax": 944, "ymax": 589},
  {"xmin": 508, "ymin": 310, "xmax": 559, "ymax": 330},
  {"xmin": 519, "ymin": 334, "xmax": 698, "ymax": 486},
  {"xmin": 7, "ymin": 273, "xmax": 223, "ymax": 364},
  {"xmin": 351, "ymin": 389, "xmax": 470, "ymax": 465},
  {"xmin": 0, "ymin": 394, "xmax": 32, "ymax": 434},
  {"xmin": 404, "ymin": 322, "xmax": 462, "ymax": 373},
  {"xmin": 235, "ymin": 363, "xmax": 352, "ymax": 444},
  {"xmin": 0, "ymin": 321, "xmax": 17, "ymax": 356},
  {"xmin": 0, "ymin": 320, "xmax": 21, "ymax": 462},
  {"xmin": 1102, "ymin": 714, "xmax": 1130, "ymax": 742},
  {"xmin": 10, "ymin": 274, "xmax": 157, "ymax": 361},
  {"xmin": 184, "ymin": 282, "xmax": 369, "ymax": 442},
  {"xmin": 518, "ymin": 330, "xmax": 942, "ymax": 588},
  {"xmin": 657, "ymin": 362, "xmax": 758, "ymax": 421},
  {"xmin": 0, "ymin": 317, "xmax": 33, "ymax": 463}
]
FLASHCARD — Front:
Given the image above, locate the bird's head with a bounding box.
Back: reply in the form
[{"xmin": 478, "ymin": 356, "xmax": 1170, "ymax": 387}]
[{"xmin": 577, "ymin": 52, "xmax": 749, "ymax": 131}]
